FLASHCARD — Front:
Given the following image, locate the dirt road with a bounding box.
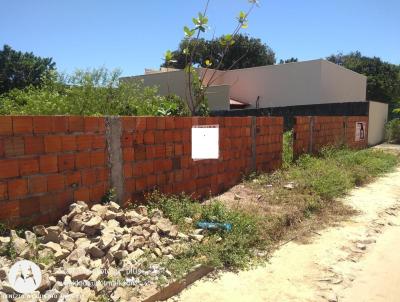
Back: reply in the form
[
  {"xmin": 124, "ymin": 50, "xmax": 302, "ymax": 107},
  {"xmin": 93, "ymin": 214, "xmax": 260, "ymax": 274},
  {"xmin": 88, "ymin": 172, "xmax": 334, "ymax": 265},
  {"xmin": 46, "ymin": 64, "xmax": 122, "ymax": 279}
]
[{"xmin": 175, "ymin": 164, "xmax": 400, "ymax": 302}]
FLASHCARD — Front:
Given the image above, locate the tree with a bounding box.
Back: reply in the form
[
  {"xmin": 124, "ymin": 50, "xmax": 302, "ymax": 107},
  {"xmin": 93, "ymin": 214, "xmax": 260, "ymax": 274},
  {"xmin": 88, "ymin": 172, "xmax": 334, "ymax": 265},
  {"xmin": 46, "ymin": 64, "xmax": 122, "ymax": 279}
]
[
  {"xmin": 327, "ymin": 51, "xmax": 400, "ymax": 104},
  {"xmin": 0, "ymin": 45, "xmax": 56, "ymax": 94},
  {"xmin": 164, "ymin": 0, "xmax": 261, "ymax": 115},
  {"xmin": 279, "ymin": 57, "xmax": 298, "ymax": 64},
  {"xmin": 163, "ymin": 34, "xmax": 275, "ymax": 70}
]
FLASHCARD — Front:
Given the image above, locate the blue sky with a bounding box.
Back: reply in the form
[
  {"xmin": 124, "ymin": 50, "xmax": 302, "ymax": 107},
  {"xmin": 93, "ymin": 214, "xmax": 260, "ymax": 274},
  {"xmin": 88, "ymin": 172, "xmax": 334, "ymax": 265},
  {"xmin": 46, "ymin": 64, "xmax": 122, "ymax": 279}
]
[{"xmin": 1, "ymin": 0, "xmax": 399, "ymax": 76}]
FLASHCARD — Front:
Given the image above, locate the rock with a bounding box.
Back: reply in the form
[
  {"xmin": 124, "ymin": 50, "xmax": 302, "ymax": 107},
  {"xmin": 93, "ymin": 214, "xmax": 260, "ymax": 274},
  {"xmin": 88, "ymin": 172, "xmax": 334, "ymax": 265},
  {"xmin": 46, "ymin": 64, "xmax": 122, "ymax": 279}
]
[
  {"xmin": 76, "ymin": 201, "xmax": 89, "ymax": 211},
  {"xmin": 67, "ymin": 248, "xmax": 86, "ymax": 263},
  {"xmin": 130, "ymin": 226, "xmax": 143, "ymax": 236},
  {"xmin": 120, "ymin": 234, "xmax": 132, "ymax": 248},
  {"xmin": 113, "ymin": 250, "xmax": 128, "ymax": 260},
  {"xmin": 23, "ymin": 231, "xmax": 36, "ymax": 246},
  {"xmin": 68, "ymin": 231, "xmax": 86, "ymax": 239},
  {"xmin": 184, "ymin": 217, "xmax": 193, "ymax": 224},
  {"xmin": 109, "ymin": 242, "xmax": 122, "ymax": 253},
  {"xmin": 43, "ymin": 226, "xmax": 61, "ymax": 243},
  {"xmin": 74, "ymin": 238, "xmax": 91, "ymax": 250},
  {"xmin": 20, "ymin": 246, "xmax": 36, "ymax": 259},
  {"xmin": 84, "ymin": 216, "xmax": 102, "ymax": 228},
  {"xmin": 169, "ymin": 226, "xmax": 178, "ymax": 238},
  {"xmin": 33, "ymin": 225, "xmax": 48, "ymax": 236},
  {"xmin": 111, "ymin": 287, "xmax": 131, "ymax": 302},
  {"xmin": 190, "ymin": 234, "xmax": 204, "ymax": 242},
  {"xmin": 142, "ymin": 229, "xmax": 151, "ymax": 239},
  {"xmin": 108, "ymin": 202, "xmax": 120, "ymax": 212},
  {"xmin": 89, "ymin": 259, "xmax": 102, "ymax": 269},
  {"xmin": 91, "ymin": 204, "xmax": 108, "ymax": 217},
  {"xmin": 124, "ymin": 211, "xmax": 144, "ymax": 226},
  {"xmin": 60, "ymin": 240, "xmax": 74, "ymax": 252},
  {"xmin": 59, "ymin": 293, "xmax": 80, "ymax": 302},
  {"xmin": 1, "ymin": 282, "xmax": 15, "ymax": 294},
  {"xmin": 67, "ymin": 267, "xmax": 92, "ymax": 281},
  {"xmin": 53, "ymin": 269, "xmax": 67, "ymax": 280},
  {"xmin": 80, "ymin": 287, "xmax": 94, "ymax": 302},
  {"xmin": 0, "ymin": 237, "xmax": 10, "ymax": 245},
  {"xmin": 151, "ymin": 209, "xmax": 163, "ymax": 219},
  {"xmin": 43, "ymin": 242, "xmax": 69, "ymax": 260},
  {"xmin": 10, "ymin": 230, "xmax": 28, "ymax": 254},
  {"xmin": 127, "ymin": 236, "xmax": 146, "ymax": 251},
  {"xmin": 37, "ymin": 273, "xmax": 51, "ymax": 293},
  {"xmin": 98, "ymin": 233, "xmax": 115, "ymax": 250},
  {"xmin": 136, "ymin": 206, "xmax": 148, "ymax": 216},
  {"xmin": 67, "ymin": 205, "xmax": 84, "ymax": 222},
  {"xmin": 69, "ymin": 218, "xmax": 85, "ymax": 233},
  {"xmin": 0, "ymin": 267, "xmax": 8, "ymax": 280},
  {"xmin": 104, "ymin": 211, "xmax": 117, "ymax": 220},
  {"xmin": 156, "ymin": 219, "xmax": 173, "ymax": 234},
  {"xmin": 128, "ymin": 249, "xmax": 144, "ymax": 260},
  {"xmin": 150, "ymin": 233, "xmax": 162, "ymax": 248},
  {"xmin": 88, "ymin": 245, "xmax": 105, "ymax": 258},
  {"xmin": 43, "ymin": 289, "xmax": 60, "ymax": 302},
  {"xmin": 153, "ymin": 248, "xmax": 162, "ymax": 257},
  {"xmin": 43, "ymin": 242, "xmax": 61, "ymax": 252}
]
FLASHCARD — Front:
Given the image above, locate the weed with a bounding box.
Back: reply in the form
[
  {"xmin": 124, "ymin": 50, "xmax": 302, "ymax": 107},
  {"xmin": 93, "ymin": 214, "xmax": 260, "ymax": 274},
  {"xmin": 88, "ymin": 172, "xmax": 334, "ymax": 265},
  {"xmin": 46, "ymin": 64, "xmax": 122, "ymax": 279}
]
[
  {"xmin": 101, "ymin": 188, "xmax": 116, "ymax": 205},
  {"xmin": 0, "ymin": 223, "xmax": 8, "ymax": 236},
  {"xmin": 282, "ymin": 130, "xmax": 293, "ymax": 169}
]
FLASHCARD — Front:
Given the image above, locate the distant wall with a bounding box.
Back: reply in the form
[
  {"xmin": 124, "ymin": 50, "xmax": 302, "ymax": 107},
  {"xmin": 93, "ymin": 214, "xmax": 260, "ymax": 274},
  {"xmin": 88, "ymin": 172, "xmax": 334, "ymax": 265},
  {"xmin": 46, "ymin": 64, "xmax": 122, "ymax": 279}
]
[
  {"xmin": 0, "ymin": 115, "xmax": 283, "ymax": 226},
  {"xmin": 212, "ymin": 101, "xmax": 369, "ymax": 131},
  {"xmin": 293, "ymin": 116, "xmax": 369, "ymax": 158},
  {"xmin": 368, "ymin": 101, "xmax": 388, "ymax": 146}
]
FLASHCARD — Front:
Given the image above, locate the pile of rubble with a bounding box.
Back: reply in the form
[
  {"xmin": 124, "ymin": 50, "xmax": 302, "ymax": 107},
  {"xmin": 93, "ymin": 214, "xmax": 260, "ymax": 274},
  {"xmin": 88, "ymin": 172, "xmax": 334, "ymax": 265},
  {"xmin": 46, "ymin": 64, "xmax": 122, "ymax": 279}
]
[{"xmin": 0, "ymin": 201, "xmax": 202, "ymax": 302}]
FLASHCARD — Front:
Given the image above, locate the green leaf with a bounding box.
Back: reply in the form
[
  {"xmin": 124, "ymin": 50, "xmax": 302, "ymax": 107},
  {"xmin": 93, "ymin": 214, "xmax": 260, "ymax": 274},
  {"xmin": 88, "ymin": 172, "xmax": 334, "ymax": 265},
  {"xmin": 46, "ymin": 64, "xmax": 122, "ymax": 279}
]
[{"xmin": 164, "ymin": 50, "xmax": 173, "ymax": 62}]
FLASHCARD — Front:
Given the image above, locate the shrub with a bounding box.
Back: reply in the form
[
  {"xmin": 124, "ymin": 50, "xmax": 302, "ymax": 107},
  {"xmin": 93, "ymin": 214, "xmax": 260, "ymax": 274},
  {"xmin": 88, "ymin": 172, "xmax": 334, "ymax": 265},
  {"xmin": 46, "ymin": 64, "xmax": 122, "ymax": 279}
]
[
  {"xmin": 385, "ymin": 118, "xmax": 400, "ymax": 143},
  {"xmin": 0, "ymin": 68, "xmax": 190, "ymax": 117}
]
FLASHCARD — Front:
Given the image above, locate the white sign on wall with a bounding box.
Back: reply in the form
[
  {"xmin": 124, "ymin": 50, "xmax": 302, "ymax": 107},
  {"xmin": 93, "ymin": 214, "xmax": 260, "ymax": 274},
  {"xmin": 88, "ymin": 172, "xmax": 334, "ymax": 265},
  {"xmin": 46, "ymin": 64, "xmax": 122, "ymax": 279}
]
[
  {"xmin": 191, "ymin": 125, "xmax": 219, "ymax": 160},
  {"xmin": 355, "ymin": 122, "xmax": 366, "ymax": 142}
]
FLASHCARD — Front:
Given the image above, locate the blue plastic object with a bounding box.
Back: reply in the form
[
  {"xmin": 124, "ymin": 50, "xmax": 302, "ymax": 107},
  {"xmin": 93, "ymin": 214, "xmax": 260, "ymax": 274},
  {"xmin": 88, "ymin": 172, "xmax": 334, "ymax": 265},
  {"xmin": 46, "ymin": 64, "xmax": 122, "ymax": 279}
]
[{"xmin": 196, "ymin": 221, "xmax": 232, "ymax": 232}]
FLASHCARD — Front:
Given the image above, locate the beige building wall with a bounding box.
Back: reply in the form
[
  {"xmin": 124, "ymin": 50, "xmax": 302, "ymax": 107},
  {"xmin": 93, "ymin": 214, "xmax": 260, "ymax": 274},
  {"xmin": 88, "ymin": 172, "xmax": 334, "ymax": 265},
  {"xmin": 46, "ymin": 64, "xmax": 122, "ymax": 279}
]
[
  {"xmin": 203, "ymin": 59, "xmax": 367, "ymax": 108},
  {"xmin": 121, "ymin": 70, "xmax": 230, "ymax": 111},
  {"xmin": 320, "ymin": 60, "xmax": 367, "ymax": 103},
  {"xmin": 368, "ymin": 101, "xmax": 388, "ymax": 146}
]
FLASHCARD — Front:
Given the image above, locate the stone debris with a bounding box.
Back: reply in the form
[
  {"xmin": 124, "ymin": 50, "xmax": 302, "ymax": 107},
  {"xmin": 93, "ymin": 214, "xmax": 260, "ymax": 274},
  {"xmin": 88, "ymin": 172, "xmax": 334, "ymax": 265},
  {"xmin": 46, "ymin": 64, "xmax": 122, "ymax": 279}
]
[{"xmin": 0, "ymin": 201, "xmax": 201, "ymax": 301}]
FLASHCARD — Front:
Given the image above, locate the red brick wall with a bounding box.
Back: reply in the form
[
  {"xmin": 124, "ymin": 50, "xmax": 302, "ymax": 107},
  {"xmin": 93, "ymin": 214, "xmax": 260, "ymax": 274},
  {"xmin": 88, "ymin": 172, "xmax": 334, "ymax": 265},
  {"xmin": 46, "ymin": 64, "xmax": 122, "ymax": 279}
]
[
  {"xmin": 293, "ymin": 116, "xmax": 368, "ymax": 158},
  {"xmin": 121, "ymin": 116, "xmax": 283, "ymax": 204},
  {"xmin": 0, "ymin": 116, "xmax": 109, "ymax": 226},
  {"xmin": 0, "ymin": 115, "xmax": 283, "ymax": 226}
]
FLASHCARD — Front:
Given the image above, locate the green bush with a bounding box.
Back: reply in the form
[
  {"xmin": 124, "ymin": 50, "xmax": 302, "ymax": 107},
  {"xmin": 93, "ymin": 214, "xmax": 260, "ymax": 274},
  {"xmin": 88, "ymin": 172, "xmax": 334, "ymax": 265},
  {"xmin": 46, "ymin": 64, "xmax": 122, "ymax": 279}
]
[
  {"xmin": 282, "ymin": 130, "xmax": 293, "ymax": 169},
  {"xmin": 291, "ymin": 147, "xmax": 398, "ymax": 200},
  {"xmin": 146, "ymin": 192, "xmax": 265, "ymax": 270},
  {"xmin": 385, "ymin": 118, "xmax": 400, "ymax": 143},
  {"xmin": 0, "ymin": 68, "xmax": 190, "ymax": 117}
]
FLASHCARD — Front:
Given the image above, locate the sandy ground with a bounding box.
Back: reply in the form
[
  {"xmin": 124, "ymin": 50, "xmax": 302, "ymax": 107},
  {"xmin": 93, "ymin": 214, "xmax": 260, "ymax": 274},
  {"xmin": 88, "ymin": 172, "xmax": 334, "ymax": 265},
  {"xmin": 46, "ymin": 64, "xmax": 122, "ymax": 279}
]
[{"xmin": 174, "ymin": 146, "xmax": 400, "ymax": 302}]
